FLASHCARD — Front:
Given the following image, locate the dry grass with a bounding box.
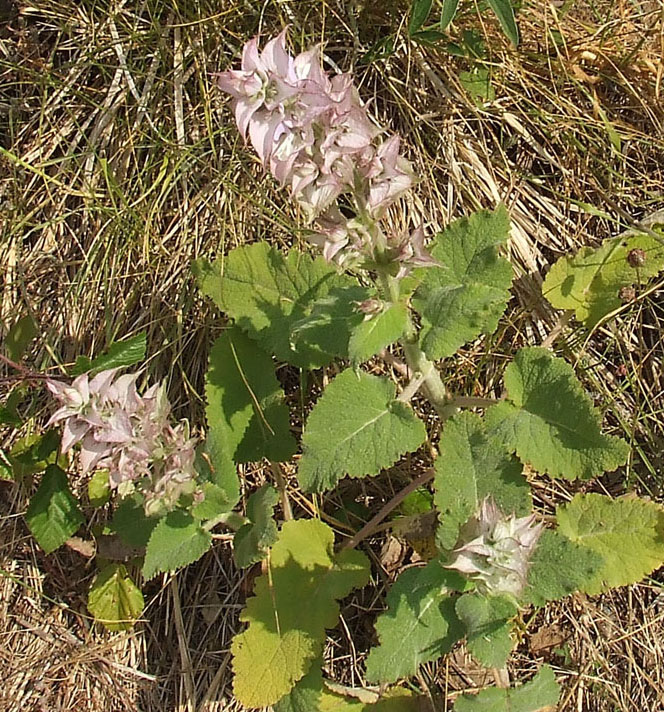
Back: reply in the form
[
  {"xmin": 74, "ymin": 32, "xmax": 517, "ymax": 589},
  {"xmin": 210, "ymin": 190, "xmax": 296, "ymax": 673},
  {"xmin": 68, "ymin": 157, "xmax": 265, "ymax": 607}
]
[{"xmin": 1, "ymin": 0, "xmax": 664, "ymax": 709}]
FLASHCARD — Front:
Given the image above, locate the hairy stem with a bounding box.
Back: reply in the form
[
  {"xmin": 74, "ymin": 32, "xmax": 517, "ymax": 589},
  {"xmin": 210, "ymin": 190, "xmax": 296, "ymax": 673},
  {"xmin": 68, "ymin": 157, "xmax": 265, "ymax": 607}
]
[{"xmin": 270, "ymin": 461, "xmax": 293, "ymax": 521}]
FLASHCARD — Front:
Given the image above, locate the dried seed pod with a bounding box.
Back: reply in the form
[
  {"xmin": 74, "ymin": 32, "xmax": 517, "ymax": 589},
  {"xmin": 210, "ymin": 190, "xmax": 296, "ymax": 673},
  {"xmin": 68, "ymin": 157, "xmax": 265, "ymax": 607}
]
[
  {"xmin": 619, "ymin": 285, "xmax": 636, "ymax": 302},
  {"xmin": 627, "ymin": 248, "xmax": 647, "ymax": 267}
]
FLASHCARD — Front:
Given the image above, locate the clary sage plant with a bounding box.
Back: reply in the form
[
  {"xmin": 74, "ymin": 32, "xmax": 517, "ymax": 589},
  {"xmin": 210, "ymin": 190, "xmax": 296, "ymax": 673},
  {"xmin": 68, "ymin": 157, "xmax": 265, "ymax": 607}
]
[{"xmin": 5, "ymin": 28, "xmax": 664, "ymax": 712}]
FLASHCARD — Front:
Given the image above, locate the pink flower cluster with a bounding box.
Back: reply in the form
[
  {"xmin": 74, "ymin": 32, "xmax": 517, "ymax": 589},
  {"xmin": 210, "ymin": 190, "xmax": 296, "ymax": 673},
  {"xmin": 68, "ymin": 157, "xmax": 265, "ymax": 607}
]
[
  {"xmin": 47, "ymin": 369, "xmax": 199, "ymax": 516},
  {"xmin": 217, "ymin": 30, "xmax": 436, "ymax": 275},
  {"xmin": 446, "ymin": 498, "xmax": 543, "ymax": 598}
]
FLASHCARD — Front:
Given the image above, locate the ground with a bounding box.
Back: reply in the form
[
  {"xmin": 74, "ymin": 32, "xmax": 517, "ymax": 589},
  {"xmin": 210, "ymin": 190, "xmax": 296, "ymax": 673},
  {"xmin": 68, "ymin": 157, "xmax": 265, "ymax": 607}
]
[{"xmin": 1, "ymin": 0, "xmax": 664, "ymax": 710}]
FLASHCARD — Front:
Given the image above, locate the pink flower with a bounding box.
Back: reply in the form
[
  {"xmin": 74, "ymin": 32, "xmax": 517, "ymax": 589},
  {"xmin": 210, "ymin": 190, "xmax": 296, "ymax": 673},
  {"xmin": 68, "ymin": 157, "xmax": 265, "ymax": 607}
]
[
  {"xmin": 364, "ymin": 136, "xmax": 416, "ymax": 217},
  {"xmin": 446, "ymin": 498, "xmax": 543, "ymax": 598}
]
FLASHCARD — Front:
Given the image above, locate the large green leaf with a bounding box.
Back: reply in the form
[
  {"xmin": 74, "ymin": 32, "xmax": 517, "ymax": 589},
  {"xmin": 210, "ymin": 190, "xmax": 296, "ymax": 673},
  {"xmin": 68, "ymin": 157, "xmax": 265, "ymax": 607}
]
[
  {"xmin": 111, "ymin": 493, "xmax": 158, "ymax": 549},
  {"xmin": 9, "ymin": 429, "xmax": 59, "ymax": 479},
  {"xmin": 142, "ymin": 510, "xmax": 212, "ymax": 580},
  {"xmin": 485, "ymin": 347, "xmax": 629, "ymax": 479},
  {"xmin": 71, "ymin": 332, "xmax": 146, "ymax": 376},
  {"xmin": 231, "ymin": 519, "xmax": 370, "ymax": 707},
  {"xmin": 412, "ymin": 208, "xmax": 512, "ymax": 360},
  {"xmin": 435, "ymin": 412, "xmax": 531, "ymax": 550},
  {"xmin": 290, "ymin": 286, "xmax": 369, "ymax": 357},
  {"xmin": 409, "ymin": 0, "xmax": 433, "ymax": 34},
  {"xmin": 298, "ymin": 369, "xmax": 427, "ymax": 492},
  {"xmin": 233, "ymin": 484, "xmax": 279, "ymax": 568},
  {"xmin": 365, "ymin": 561, "xmax": 467, "ymax": 684},
  {"xmin": 25, "ymin": 465, "xmax": 84, "ymax": 554},
  {"xmin": 193, "ymin": 244, "xmax": 358, "ymax": 368},
  {"xmin": 542, "ymin": 228, "xmax": 664, "ymax": 327},
  {"xmin": 523, "ymin": 529, "xmax": 603, "ymax": 606},
  {"xmin": 205, "ymin": 327, "xmax": 295, "ymax": 464},
  {"xmin": 556, "ymin": 493, "xmax": 664, "ymax": 595},
  {"xmin": 87, "ymin": 563, "xmax": 144, "ymax": 631},
  {"xmin": 455, "ymin": 593, "xmax": 517, "ymax": 668},
  {"xmin": 454, "ymin": 666, "xmax": 559, "ymax": 711},
  {"xmin": 440, "ymin": 0, "xmax": 460, "ymax": 30},
  {"xmin": 348, "ymin": 302, "xmax": 408, "ymax": 365}
]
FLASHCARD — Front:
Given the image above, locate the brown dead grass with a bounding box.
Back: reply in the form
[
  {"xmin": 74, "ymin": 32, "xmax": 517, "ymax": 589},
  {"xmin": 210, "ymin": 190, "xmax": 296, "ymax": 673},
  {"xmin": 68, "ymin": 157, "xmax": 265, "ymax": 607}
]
[{"xmin": 1, "ymin": 0, "xmax": 664, "ymax": 710}]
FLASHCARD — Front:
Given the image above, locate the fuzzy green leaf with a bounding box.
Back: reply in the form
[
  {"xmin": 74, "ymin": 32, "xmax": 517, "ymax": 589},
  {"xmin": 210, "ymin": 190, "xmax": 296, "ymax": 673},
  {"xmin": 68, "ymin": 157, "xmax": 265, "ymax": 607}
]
[
  {"xmin": 487, "ymin": 0, "xmax": 519, "ymax": 46},
  {"xmin": 233, "ymin": 484, "xmax": 279, "ymax": 568},
  {"xmin": 6, "ymin": 315, "xmax": 37, "ymax": 362},
  {"xmin": 298, "ymin": 369, "xmax": 426, "ymax": 492},
  {"xmin": 111, "ymin": 493, "xmax": 158, "ymax": 549},
  {"xmin": 88, "ymin": 469, "xmax": 110, "ymax": 507},
  {"xmin": 25, "ymin": 465, "xmax": 84, "ymax": 554},
  {"xmin": 290, "ymin": 286, "xmax": 369, "ymax": 357},
  {"xmin": 454, "ymin": 666, "xmax": 559, "ymax": 711},
  {"xmin": 142, "ymin": 510, "xmax": 211, "ymax": 580},
  {"xmin": 456, "ymin": 593, "xmax": 517, "ymax": 668},
  {"xmin": 9, "ymin": 429, "xmax": 60, "ymax": 479},
  {"xmin": 556, "ymin": 493, "xmax": 664, "ymax": 595},
  {"xmin": 205, "ymin": 328, "xmax": 295, "ymax": 464},
  {"xmin": 200, "ymin": 430, "xmax": 240, "ymax": 507},
  {"xmin": 71, "ymin": 332, "xmax": 146, "ymax": 376},
  {"xmin": 348, "ymin": 303, "xmax": 408, "ymax": 365},
  {"xmin": 365, "ymin": 560, "xmax": 468, "ymax": 684},
  {"xmin": 412, "ymin": 208, "xmax": 512, "ymax": 360},
  {"xmin": 231, "ymin": 519, "xmax": 370, "ymax": 707},
  {"xmin": 435, "ymin": 412, "xmax": 531, "ymax": 550},
  {"xmin": 194, "ymin": 244, "xmax": 358, "ymax": 368},
  {"xmin": 486, "ymin": 347, "xmax": 629, "ymax": 479},
  {"xmin": 88, "ymin": 563, "xmax": 144, "ymax": 631},
  {"xmin": 542, "ymin": 228, "xmax": 664, "ymax": 327},
  {"xmin": 523, "ymin": 529, "xmax": 603, "ymax": 606}
]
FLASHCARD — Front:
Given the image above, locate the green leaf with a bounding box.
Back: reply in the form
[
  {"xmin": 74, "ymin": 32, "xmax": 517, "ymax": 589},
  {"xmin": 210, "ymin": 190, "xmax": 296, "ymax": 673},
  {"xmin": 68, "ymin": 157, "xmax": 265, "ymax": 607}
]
[
  {"xmin": 455, "ymin": 593, "xmax": 517, "ymax": 668},
  {"xmin": 290, "ymin": 286, "xmax": 369, "ymax": 358},
  {"xmin": 454, "ymin": 666, "xmax": 559, "ymax": 711},
  {"xmin": 412, "ymin": 208, "xmax": 512, "ymax": 360},
  {"xmin": 9, "ymin": 429, "xmax": 59, "ymax": 479},
  {"xmin": 0, "ymin": 386, "xmax": 23, "ymax": 427},
  {"xmin": 199, "ymin": 431, "xmax": 240, "ymax": 507},
  {"xmin": 556, "ymin": 493, "xmax": 664, "ymax": 595},
  {"xmin": 87, "ymin": 563, "xmax": 144, "ymax": 631},
  {"xmin": 523, "ymin": 529, "xmax": 603, "ymax": 606},
  {"xmin": 191, "ymin": 482, "xmax": 233, "ymax": 521},
  {"xmin": 233, "ymin": 484, "xmax": 279, "ymax": 568},
  {"xmin": 409, "ymin": 0, "xmax": 433, "ymax": 34},
  {"xmin": 487, "ymin": 0, "xmax": 519, "ymax": 46},
  {"xmin": 194, "ymin": 244, "xmax": 358, "ymax": 368},
  {"xmin": 111, "ymin": 493, "xmax": 158, "ymax": 549},
  {"xmin": 485, "ymin": 347, "xmax": 629, "ymax": 479},
  {"xmin": 25, "ymin": 465, "xmax": 84, "ymax": 554},
  {"xmin": 542, "ymin": 230, "xmax": 664, "ymax": 327},
  {"xmin": 5, "ymin": 314, "xmax": 37, "ymax": 361},
  {"xmin": 71, "ymin": 332, "xmax": 146, "ymax": 376},
  {"xmin": 231, "ymin": 519, "xmax": 370, "ymax": 707},
  {"xmin": 365, "ymin": 561, "xmax": 467, "ymax": 684},
  {"xmin": 348, "ymin": 303, "xmax": 408, "ymax": 365},
  {"xmin": 435, "ymin": 412, "xmax": 531, "ymax": 550},
  {"xmin": 88, "ymin": 469, "xmax": 110, "ymax": 507},
  {"xmin": 440, "ymin": 0, "xmax": 459, "ymax": 30},
  {"xmin": 0, "ymin": 449, "xmax": 12, "ymax": 481},
  {"xmin": 205, "ymin": 328, "xmax": 296, "ymax": 464},
  {"xmin": 298, "ymin": 369, "xmax": 426, "ymax": 492},
  {"xmin": 275, "ymin": 664, "xmax": 419, "ymax": 711},
  {"xmin": 142, "ymin": 510, "xmax": 212, "ymax": 579},
  {"xmin": 459, "ymin": 68, "xmax": 495, "ymax": 104},
  {"xmin": 274, "ymin": 665, "xmax": 365, "ymax": 712}
]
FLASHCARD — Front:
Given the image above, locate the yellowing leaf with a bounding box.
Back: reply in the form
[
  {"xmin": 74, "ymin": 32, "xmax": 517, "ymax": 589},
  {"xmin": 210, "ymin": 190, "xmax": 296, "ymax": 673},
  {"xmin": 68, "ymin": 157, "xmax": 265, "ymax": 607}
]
[
  {"xmin": 88, "ymin": 564, "xmax": 144, "ymax": 631},
  {"xmin": 231, "ymin": 519, "xmax": 370, "ymax": 707},
  {"xmin": 556, "ymin": 493, "xmax": 664, "ymax": 595},
  {"xmin": 542, "ymin": 229, "xmax": 664, "ymax": 327}
]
